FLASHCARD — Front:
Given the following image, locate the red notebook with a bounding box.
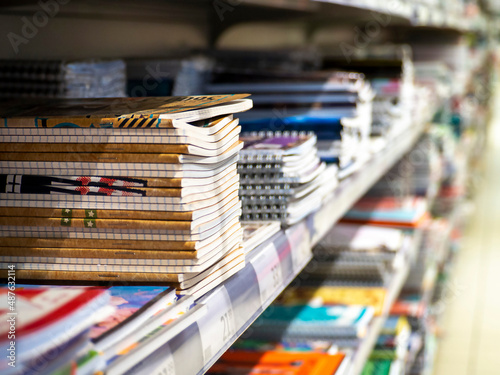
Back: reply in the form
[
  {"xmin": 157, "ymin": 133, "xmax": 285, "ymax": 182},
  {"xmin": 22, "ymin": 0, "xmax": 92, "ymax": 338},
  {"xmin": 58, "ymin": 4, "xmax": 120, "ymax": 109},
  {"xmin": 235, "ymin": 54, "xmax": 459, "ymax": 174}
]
[{"xmin": 1, "ymin": 287, "xmax": 110, "ymax": 365}]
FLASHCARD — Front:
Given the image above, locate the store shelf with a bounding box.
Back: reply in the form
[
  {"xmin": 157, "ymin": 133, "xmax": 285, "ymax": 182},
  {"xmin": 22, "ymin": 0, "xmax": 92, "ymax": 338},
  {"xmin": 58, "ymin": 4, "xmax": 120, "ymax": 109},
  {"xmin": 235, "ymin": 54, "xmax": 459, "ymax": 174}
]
[
  {"xmin": 125, "ymin": 221, "xmax": 315, "ymax": 375},
  {"xmin": 0, "ymin": 0, "xmax": 485, "ymax": 34},
  {"xmin": 234, "ymin": 0, "xmax": 487, "ymax": 33},
  {"xmin": 121, "ymin": 117, "xmax": 427, "ymax": 375},
  {"xmin": 350, "ymin": 200, "xmax": 468, "ymax": 375},
  {"xmin": 239, "ymin": 0, "xmax": 319, "ymax": 11},
  {"xmin": 418, "ymin": 201, "xmax": 467, "ymax": 316},
  {"xmin": 314, "ymin": 0, "xmax": 413, "ymax": 21},
  {"xmin": 0, "ymin": 0, "xmax": 492, "ymax": 373},
  {"xmin": 0, "ymin": 0, "xmax": 210, "ymax": 23},
  {"xmin": 315, "ymin": 0, "xmax": 487, "ymax": 33},
  {"xmin": 348, "ymin": 230, "xmax": 423, "ymax": 375}
]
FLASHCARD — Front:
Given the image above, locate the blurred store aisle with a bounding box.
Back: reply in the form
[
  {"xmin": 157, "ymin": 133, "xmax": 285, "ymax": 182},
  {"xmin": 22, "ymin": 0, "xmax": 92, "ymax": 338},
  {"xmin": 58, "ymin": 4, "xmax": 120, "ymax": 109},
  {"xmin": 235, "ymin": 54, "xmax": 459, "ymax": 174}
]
[{"xmin": 433, "ymin": 83, "xmax": 500, "ymax": 375}]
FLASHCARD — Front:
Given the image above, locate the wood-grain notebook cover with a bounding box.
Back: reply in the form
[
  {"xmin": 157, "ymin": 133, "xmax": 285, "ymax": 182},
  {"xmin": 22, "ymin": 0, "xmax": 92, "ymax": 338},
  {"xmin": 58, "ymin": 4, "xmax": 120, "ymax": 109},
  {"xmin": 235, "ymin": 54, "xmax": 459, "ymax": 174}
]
[{"xmin": 0, "ymin": 222, "xmax": 242, "ymax": 254}]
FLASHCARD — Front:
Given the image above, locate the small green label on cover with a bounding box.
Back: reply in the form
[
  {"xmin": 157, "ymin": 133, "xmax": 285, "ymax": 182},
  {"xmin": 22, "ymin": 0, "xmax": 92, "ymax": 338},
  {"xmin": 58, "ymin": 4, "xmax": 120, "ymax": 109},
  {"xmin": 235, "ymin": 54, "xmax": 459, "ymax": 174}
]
[
  {"xmin": 61, "ymin": 208, "xmax": 72, "ymax": 217},
  {"xmin": 85, "ymin": 209, "xmax": 97, "ymax": 219},
  {"xmin": 61, "ymin": 217, "xmax": 72, "ymax": 226},
  {"xmin": 84, "ymin": 219, "xmax": 96, "ymax": 228}
]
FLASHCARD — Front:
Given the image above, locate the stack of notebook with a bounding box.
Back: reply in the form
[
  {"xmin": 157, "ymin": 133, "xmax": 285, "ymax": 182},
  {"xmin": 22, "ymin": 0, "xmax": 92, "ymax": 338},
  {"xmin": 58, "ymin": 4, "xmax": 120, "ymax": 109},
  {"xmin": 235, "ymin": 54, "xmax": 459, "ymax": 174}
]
[
  {"xmin": 3, "ymin": 285, "xmax": 206, "ymax": 375},
  {"xmin": 0, "ymin": 95, "xmax": 252, "ymax": 297},
  {"xmin": 206, "ymin": 70, "xmax": 374, "ymax": 176},
  {"xmin": 248, "ymin": 302, "xmax": 374, "ymax": 343},
  {"xmin": 81, "ymin": 286, "xmax": 205, "ymax": 375},
  {"xmin": 0, "ymin": 59, "xmax": 126, "ymax": 99},
  {"xmin": 126, "ymin": 55, "xmax": 214, "ymax": 97},
  {"xmin": 310, "ymin": 223, "xmax": 408, "ymax": 286},
  {"xmin": 208, "ymin": 49, "xmax": 321, "ymax": 78},
  {"xmin": 241, "ymin": 221, "xmax": 281, "ymax": 254},
  {"xmin": 238, "ymin": 131, "xmax": 336, "ymax": 225},
  {"xmin": 323, "ymin": 45, "xmax": 414, "ymax": 137},
  {"xmin": 366, "ymin": 136, "xmax": 442, "ymax": 199}
]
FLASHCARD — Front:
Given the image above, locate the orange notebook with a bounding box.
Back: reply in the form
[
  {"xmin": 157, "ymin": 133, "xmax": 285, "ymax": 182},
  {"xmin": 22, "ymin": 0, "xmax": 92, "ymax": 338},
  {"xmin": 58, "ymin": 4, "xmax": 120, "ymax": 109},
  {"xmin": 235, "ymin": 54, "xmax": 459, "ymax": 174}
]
[{"xmin": 209, "ymin": 351, "xmax": 345, "ymax": 375}]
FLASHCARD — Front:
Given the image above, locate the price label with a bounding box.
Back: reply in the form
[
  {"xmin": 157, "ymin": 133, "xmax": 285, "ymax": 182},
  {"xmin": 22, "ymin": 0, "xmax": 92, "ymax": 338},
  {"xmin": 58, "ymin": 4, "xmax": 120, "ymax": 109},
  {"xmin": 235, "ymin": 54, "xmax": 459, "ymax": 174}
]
[
  {"xmin": 250, "ymin": 243, "xmax": 283, "ymax": 305},
  {"xmin": 286, "ymin": 224, "xmax": 311, "ymax": 273},
  {"xmin": 197, "ymin": 286, "xmax": 236, "ymax": 364}
]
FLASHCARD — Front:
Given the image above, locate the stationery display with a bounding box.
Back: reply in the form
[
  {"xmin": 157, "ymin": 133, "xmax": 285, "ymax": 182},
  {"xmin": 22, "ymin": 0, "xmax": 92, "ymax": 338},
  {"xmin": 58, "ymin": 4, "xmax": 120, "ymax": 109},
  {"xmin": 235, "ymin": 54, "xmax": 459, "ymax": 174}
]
[{"xmin": 0, "ymin": 95, "xmax": 252, "ymax": 295}]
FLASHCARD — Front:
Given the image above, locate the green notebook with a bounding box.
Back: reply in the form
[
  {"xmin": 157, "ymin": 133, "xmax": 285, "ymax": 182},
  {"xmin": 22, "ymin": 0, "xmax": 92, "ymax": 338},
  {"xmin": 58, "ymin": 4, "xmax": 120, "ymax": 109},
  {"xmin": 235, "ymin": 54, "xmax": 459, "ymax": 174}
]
[{"xmin": 362, "ymin": 359, "xmax": 392, "ymax": 375}]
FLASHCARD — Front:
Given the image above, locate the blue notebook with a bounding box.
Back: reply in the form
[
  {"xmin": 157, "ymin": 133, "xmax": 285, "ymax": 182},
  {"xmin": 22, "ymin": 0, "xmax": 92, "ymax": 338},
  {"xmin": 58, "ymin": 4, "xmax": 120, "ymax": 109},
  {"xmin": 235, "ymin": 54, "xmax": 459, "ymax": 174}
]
[{"xmin": 251, "ymin": 304, "xmax": 374, "ymax": 340}]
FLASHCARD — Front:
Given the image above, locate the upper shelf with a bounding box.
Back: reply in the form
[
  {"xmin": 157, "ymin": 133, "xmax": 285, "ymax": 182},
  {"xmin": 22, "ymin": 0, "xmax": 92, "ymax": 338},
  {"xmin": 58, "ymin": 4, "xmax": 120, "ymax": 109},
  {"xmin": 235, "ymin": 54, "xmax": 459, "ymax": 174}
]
[
  {"xmin": 0, "ymin": 0, "xmax": 488, "ymax": 34},
  {"xmin": 0, "ymin": 0, "xmax": 488, "ymax": 60},
  {"xmin": 235, "ymin": 0, "xmax": 489, "ymax": 34}
]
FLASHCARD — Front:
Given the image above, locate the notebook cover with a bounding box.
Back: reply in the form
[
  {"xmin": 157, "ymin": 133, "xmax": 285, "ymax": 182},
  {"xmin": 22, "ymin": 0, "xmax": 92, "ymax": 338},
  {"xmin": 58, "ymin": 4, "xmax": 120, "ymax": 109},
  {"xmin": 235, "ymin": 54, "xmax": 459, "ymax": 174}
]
[
  {"xmin": 0, "ymin": 94, "xmax": 250, "ymax": 128},
  {"xmin": 210, "ymin": 351, "xmax": 345, "ymax": 375},
  {"xmin": 282, "ymin": 286, "xmax": 387, "ymax": 316},
  {"xmin": 0, "ymin": 287, "xmax": 109, "ymax": 339}
]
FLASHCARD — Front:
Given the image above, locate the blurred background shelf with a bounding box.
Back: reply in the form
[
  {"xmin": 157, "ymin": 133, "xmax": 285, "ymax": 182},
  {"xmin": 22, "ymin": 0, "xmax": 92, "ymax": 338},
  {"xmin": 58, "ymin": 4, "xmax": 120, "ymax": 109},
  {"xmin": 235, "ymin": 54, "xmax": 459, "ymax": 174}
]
[
  {"xmin": 139, "ymin": 112, "xmax": 427, "ymax": 375},
  {"xmin": 349, "ymin": 230, "xmax": 422, "ymax": 375}
]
